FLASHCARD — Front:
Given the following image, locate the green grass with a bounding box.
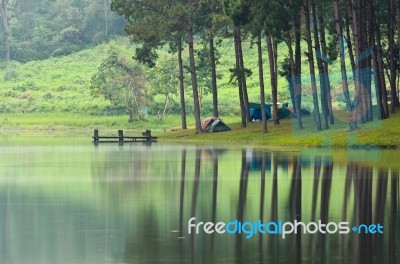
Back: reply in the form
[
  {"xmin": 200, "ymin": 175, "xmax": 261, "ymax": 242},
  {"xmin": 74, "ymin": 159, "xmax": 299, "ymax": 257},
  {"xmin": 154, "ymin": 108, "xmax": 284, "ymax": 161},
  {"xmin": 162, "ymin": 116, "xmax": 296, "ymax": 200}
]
[
  {"xmin": 1, "ymin": 109, "xmax": 400, "ymax": 148},
  {"xmin": 158, "ymin": 111, "xmax": 400, "ymax": 148},
  {"xmin": 0, "ymin": 113, "xmax": 192, "ymax": 131},
  {"xmin": 0, "ymin": 112, "xmax": 241, "ymax": 131}
]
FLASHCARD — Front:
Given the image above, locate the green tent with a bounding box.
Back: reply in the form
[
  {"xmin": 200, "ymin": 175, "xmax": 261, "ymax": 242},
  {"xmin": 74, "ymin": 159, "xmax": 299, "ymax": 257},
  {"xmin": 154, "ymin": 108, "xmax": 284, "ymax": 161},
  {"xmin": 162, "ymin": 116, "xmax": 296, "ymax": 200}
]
[
  {"xmin": 206, "ymin": 120, "xmax": 231, "ymax": 132},
  {"xmin": 278, "ymin": 105, "xmax": 292, "ymax": 119}
]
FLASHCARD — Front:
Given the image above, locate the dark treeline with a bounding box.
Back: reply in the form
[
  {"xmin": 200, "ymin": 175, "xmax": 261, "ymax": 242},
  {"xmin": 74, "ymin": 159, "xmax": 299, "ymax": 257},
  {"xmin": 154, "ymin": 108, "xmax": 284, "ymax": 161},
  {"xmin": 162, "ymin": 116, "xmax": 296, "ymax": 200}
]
[
  {"xmin": 111, "ymin": 0, "xmax": 400, "ymax": 133},
  {"xmin": 0, "ymin": 0, "xmax": 125, "ymax": 62}
]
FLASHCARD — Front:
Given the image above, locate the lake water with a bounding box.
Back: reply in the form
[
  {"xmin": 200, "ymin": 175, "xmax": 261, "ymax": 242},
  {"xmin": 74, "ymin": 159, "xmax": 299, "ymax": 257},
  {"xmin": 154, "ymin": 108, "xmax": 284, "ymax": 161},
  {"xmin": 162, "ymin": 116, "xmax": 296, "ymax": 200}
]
[{"xmin": 0, "ymin": 136, "xmax": 399, "ymax": 264}]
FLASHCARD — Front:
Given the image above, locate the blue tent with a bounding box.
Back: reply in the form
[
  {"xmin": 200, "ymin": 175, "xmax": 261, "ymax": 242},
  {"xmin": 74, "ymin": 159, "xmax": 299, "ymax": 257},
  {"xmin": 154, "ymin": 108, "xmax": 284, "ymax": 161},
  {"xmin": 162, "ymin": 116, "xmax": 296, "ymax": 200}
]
[
  {"xmin": 249, "ymin": 102, "xmax": 294, "ymax": 120},
  {"xmin": 249, "ymin": 103, "xmax": 272, "ymax": 121}
]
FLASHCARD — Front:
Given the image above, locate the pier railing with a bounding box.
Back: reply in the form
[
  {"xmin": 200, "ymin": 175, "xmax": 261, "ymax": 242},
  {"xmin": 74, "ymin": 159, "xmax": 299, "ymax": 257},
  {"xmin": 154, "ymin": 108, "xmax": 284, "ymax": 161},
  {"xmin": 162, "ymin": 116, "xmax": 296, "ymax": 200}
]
[{"xmin": 93, "ymin": 129, "xmax": 157, "ymax": 145}]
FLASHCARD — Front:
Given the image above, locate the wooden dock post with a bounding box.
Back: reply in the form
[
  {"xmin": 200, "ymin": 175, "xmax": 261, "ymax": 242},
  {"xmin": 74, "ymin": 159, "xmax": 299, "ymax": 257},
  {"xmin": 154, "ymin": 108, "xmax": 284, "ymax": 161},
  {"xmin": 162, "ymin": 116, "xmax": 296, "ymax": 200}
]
[
  {"xmin": 94, "ymin": 129, "xmax": 99, "ymax": 145},
  {"xmin": 145, "ymin": 130, "xmax": 151, "ymax": 142},
  {"xmin": 118, "ymin": 130, "xmax": 124, "ymax": 145}
]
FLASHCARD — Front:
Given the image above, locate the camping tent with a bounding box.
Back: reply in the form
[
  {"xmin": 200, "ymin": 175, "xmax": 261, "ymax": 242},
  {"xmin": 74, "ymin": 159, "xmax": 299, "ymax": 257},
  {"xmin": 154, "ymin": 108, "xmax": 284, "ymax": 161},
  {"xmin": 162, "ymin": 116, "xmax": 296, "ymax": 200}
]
[
  {"xmin": 249, "ymin": 102, "xmax": 293, "ymax": 120},
  {"xmin": 278, "ymin": 103, "xmax": 293, "ymax": 119},
  {"xmin": 201, "ymin": 117, "xmax": 218, "ymax": 131},
  {"xmin": 206, "ymin": 120, "xmax": 231, "ymax": 132},
  {"xmin": 201, "ymin": 117, "xmax": 231, "ymax": 132},
  {"xmin": 249, "ymin": 103, "xmax": 272, "ymax": 121}
]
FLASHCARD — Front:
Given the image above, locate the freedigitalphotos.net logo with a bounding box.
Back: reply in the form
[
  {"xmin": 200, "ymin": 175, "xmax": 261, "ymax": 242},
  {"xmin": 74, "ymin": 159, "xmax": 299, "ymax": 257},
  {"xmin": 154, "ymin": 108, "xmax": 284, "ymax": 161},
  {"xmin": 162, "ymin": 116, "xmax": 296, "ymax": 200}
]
[{"xmin": 188, "ymin": 217, "xmax": 383, "ymax": 239}]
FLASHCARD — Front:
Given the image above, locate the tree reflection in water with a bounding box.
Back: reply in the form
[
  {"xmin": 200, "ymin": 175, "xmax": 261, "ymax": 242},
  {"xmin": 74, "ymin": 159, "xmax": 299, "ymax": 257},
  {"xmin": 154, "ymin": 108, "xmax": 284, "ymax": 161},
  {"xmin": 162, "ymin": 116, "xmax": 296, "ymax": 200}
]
[
  {"xmin": 85, "ymin": 146, "xmax": 400, "ymax": 263},
  {"xmin": 3, "ymin": 145, "xmax": 396, "ymax": 263}
]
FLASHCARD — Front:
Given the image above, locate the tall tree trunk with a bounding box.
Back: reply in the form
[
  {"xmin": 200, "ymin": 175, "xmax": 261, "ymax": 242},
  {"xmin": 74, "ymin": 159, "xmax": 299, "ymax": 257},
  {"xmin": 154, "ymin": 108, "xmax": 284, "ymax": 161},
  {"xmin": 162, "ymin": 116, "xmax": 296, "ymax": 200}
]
[
  {"xmin": 288, "ymin": 77, "xmax": 296, "ymax": 113},
  {"xmin": 345, "ymin": 14, "xmax": 356, "ymax": 77},
  {"xmin": 364, "ymin": 0, "xmax": 373, "ymax": 122},
  {"xmin": 334, "ymin": 0, "xmax": 352, "ymax": 110},
  {"xmin": 234, "ymin": 27, "xmax": 247, "ymax": 128},
  {"xmin": 312, "ymin": 2, "xmax": 329, "ymax": 130},
  {"xmin": 294, "ymin": 14, "xmax": 303, "ymax": 127},
  {"xmin": 0, "ymin": 0, "xmax": 10, "ymax": 61},
  {"xmin": 304, "ymin": 0, "xmax": 322, "ymax": 131},
  {"xmin": 388, "ymin": 0, "xmax": 398, "ymax": 112},
  {"xmin": 368, "ymin": 0, "xmax": 385, "ymax": 120},
  {"xmin": 288, "ymin": 34, "xmax": 303, "ymax": 129},
  {"xmin": 317, "ymin": 7, "xmax": 334, "ymax": 124},
  {"xmin": 161, "ymin": 93, "xmax": 170, "ymax": 121},
  {"xmin": 355, "ymin": 0, "xmax": 368, "ymax": 124},
  {"xmin": 352, "ymin": 0, "xmax": 373, "ymax": 124},
  {"xmin": 273, "ymin": 39, "xmax": 278, "ymax": 101},
  {"xmin": 128, "ymin": 110, "xmax": 134, "ymax": 123},
  {"xmin": 267, "ymin": 35, "xmax": 279, "ymax": 125},
  {"xmin": 359, "ymin": 0, "xmax": 367, "ymax": 124},
  {"xmin": 237, "ymin": 28, "xmax": 250, "ymax": 122},
  {"xmin": 187, "ymin": 25, "xmax": 202, "ymax": 133},
  {"xmin": 178, "ymin": 148, "xmax": 186, "ymax": 238},
  {"xmin": 374, "ymin": 9, "xmax": 390, "ymax": 118},
  {"xmin": 398, "ymin": 0, "xmax": 400, "ymax": 84},
  {"xmin": 178, "ymin": 39, "xmax": 187, "ymax": 129},
  {"xmin": 209, "ymin": 35, "xmax": 219, "ymax": 117},
  {"xmin": 257, "ymin": 34, "xmax": 268, "ymax": 133},
  {"xmin": 348, "ymin": 0, "xmax": 363, "ymax": 128},
  {"xmin": 287, "ymin": 29, "xmax": 296, "ymax": 114}
]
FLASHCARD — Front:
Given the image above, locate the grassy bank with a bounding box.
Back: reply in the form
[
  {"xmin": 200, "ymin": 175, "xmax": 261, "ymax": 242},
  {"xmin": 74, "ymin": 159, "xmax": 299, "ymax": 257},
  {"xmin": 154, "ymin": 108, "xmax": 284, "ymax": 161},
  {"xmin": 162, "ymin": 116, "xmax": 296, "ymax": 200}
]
[
  {"xmin": 0, "ymin": 113, "xmax": 241, "ymax": 131},
  {"xmin": 1, "ymin": 111, "xmax": 400, "ymax": 148},
  {"xmin": 0, "ymin": 113, "xmax": 189, "ymax": 131},
  {"xmin": 158, "ymin": 111, "xmax": 400, "ymax": 148}
]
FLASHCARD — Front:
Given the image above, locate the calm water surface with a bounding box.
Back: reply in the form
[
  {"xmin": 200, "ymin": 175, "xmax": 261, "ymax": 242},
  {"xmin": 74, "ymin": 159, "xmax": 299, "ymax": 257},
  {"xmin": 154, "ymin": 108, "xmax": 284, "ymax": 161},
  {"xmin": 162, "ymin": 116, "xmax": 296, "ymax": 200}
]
[{"xmin": 0, "ymin": 136, "xmax": 399, "ymax": 264}]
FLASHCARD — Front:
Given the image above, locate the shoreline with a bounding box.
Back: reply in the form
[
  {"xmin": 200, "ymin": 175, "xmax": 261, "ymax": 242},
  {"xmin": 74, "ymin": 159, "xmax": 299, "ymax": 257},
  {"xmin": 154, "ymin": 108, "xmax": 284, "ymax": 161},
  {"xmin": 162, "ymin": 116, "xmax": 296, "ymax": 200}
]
[{"xmin": 1, "ymin": 111, "xmax": 400, "ymax": 149}]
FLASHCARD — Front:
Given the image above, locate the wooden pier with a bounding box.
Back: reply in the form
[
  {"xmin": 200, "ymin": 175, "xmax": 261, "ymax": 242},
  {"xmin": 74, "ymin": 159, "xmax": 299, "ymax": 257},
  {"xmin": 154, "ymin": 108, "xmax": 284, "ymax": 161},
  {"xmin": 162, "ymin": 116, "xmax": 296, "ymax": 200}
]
[{"xmin": 93, "ymin": 129, "xmax": 157, "ymax": 145}]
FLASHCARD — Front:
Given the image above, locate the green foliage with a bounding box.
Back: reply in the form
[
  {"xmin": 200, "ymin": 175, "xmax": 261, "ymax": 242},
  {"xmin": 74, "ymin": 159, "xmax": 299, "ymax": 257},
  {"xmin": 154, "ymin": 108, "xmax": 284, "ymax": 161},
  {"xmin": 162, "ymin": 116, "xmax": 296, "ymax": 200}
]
[
  {"xmin": 228, "ymin": 66, "xmax": 252, "ymax": 83},
  {"xmin": 0, "ymin": 36, "xmax": 347, "ymax": 119},
  {"xmin": 91, "ymin": 48, "xmax": 148, "ymax": 122},
  {"xmin": 223, "ymin": 0, "xmax": 252, "ymax": 27},
  {"xmin": 134, "ymin": 44, "xmax": 159, "ymax": 68},
  {"xmin": 148, "ymin": 54, "xmax": 179, "ymax": 95}
]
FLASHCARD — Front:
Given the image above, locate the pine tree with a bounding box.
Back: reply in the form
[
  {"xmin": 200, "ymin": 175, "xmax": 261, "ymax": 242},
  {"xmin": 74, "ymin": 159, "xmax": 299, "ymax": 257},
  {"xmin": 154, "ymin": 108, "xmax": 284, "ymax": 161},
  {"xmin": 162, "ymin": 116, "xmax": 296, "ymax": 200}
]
[{"xmin": 304, "ymin": 0, "xmax": 322, "ymax": 131}]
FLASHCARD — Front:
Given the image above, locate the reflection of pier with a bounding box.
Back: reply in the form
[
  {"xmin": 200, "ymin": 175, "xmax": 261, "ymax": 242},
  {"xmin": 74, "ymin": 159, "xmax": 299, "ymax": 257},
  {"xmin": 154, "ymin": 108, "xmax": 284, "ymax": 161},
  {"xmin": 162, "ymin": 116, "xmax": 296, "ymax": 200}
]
[{"xmin": 92, "ymin": 129, "xmax": 158, "ymax": 145}]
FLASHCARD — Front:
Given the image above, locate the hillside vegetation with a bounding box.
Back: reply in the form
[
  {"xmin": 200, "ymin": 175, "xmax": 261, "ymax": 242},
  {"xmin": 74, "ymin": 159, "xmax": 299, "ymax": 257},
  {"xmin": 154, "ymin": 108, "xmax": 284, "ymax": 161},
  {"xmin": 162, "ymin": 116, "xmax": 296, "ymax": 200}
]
[{"xmin": 0, "ymin": 37, "xmax": 348, "ymax": 120}]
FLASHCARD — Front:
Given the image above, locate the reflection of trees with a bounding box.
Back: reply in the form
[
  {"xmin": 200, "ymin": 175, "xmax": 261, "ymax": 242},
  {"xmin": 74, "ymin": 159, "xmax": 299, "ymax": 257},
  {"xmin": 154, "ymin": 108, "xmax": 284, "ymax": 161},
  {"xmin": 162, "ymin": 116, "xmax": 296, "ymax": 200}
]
[
  {"xmin": 91, "ymin": 145, "xmax": 169, "ymax": 210},
  {"xmin": 320, "ymin": 158, "xmax": 333, "ymax": 262},
  {"xmin": 311, "ymin": 157, "xmax": 321, "ymax": 221},
  {"xmin": 124, "ymin": 208, "xmax": 162, "ymax": 263},
  {"xmin": 290, "ymin": 156, "xmax": 302, "ymax": 264},
  {"xmin": 340, "ymin": 163, "xmax": 354, "ymax": 260},
  {"xmin": 178, "ymin": 148, "xmax": 186, "ymax": 264},
  {"xmin": 353, "ymin": 165, "xmax": 373, "ymax": 264},
  {"xmin": 389, "ymin": 170, "xmax": 398, "ymax": 264},
  {"xmin": 268, "ymin": 152, "xmax": 278, "ymax": 263},
  {"xmin": 179, "ymin": 148, "xmax": 186, "ymax": 238},
  {"xmin": 346, "ymin": 164, "xmax": 398, "ymax": 264},
  {"xmin": 210, "ymin": 148, "xmax": 218, "ymax": 260},
  {"xmin": 373, "ymin": 169, "xmax": 388, "ymax": 255},
  {"xmin": 258, "ymin": 151, "xmax": 266, "ymax": 262},
  {"xmin": 120, "ymin": 147, "xmax": 399, "ymax": 263},
  {"xmin": 1, "ymin": 182, "xmax": 11, "ymax": 263},
  {"xmin": 235, "ymin": 149, "xmax": 250, "ymax": 262},
  {"xmin": 189, "ymin": 148, "xmax": 201, "ymax": 261}
]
